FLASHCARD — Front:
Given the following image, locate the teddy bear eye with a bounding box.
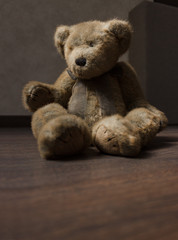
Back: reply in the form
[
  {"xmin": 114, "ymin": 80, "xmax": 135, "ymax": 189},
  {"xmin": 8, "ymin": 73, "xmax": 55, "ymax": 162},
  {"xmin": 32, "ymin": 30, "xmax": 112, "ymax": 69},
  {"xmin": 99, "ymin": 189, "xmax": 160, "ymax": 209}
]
[
  {"xmin": 69, "ymin": 46, "xmax": 73, "ymax": 51},
  {"xmin": 89, "ymin": 42, "xmax": 94, "ymax": 47}
]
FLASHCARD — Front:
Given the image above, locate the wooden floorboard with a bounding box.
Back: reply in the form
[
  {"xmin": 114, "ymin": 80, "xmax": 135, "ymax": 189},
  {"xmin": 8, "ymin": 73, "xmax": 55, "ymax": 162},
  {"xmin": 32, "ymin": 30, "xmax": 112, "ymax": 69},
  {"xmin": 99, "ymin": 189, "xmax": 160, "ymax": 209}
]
[{"xmin": 0, "ymin": 127, "xmax": 178, "ymax": 240}]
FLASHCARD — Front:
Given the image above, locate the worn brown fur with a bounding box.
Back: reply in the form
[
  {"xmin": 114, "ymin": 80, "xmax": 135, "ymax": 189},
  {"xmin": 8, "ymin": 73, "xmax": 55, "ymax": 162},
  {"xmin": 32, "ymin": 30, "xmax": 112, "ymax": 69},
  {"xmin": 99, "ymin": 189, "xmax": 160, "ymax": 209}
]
[{"xmin": 22, "ymin": 19, "xmax": 168, "ymax": 159}]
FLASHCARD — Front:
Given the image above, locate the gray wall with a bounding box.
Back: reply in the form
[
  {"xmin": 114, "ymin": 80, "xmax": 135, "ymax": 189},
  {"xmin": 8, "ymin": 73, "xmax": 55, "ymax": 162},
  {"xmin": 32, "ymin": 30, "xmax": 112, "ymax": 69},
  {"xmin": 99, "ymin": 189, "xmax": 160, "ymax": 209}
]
[{"xmin": 0, "ymin": 0, "xmax": 148, "ymax": 116}]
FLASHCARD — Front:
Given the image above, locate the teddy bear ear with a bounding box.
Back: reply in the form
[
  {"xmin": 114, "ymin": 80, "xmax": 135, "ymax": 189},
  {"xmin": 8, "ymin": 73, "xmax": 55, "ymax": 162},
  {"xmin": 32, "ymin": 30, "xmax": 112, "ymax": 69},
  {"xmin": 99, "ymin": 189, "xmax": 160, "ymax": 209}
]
[
  {"xmin": 104, "ymin": 19, "xmax": 133, "ymax": 55},
  {"xmin": 54, "ymin": 25, "xmax": 70, "ymax": 57}
]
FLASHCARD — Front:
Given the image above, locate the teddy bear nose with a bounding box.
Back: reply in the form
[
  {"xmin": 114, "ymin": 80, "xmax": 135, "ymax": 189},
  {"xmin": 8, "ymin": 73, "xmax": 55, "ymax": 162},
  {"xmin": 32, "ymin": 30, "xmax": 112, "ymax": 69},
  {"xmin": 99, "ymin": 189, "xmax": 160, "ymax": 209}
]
[{"xmin": 75, "ymin": 58, "xmax": 86, "ymax": 66}]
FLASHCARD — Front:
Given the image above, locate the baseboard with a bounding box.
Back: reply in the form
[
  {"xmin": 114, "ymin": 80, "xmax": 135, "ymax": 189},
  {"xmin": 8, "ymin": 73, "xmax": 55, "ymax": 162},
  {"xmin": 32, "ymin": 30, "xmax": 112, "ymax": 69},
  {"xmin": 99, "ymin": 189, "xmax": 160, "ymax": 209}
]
[{"xmin": 0, "ymin": 116, "xmax": 31, "ymax": 127}]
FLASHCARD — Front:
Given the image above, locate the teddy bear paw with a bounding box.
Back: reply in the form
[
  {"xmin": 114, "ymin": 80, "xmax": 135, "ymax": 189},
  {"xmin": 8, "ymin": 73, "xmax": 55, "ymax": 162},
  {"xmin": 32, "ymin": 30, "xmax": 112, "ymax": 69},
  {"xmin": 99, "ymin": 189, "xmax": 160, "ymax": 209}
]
[
  {"xmin": 93, "ymin": 125, "xmax": 141, "ymax": 157},
  {"xmin": 23, "ymin": 82, "xmax": 54, "ymax": 112}
]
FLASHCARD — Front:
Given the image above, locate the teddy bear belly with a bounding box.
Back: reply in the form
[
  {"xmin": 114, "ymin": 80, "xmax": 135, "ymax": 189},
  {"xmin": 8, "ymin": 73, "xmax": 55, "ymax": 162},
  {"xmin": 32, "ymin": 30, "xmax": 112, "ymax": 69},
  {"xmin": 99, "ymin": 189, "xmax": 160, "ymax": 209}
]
[{"xmin": 68, "ymin": 78, "xmax": 127, "ymax": 127}]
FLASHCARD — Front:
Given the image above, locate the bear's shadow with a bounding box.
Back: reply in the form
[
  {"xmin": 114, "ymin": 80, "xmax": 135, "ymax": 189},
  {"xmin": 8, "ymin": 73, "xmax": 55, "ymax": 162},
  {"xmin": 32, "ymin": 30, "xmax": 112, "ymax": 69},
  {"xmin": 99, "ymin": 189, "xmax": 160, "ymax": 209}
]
[
  {"xmin": 48, "ymin": 134, "xmax": 178, "ymax": 161},
  {"xmin": 137, "ymin": 135, "xmax": 178, "ymax": 159}
]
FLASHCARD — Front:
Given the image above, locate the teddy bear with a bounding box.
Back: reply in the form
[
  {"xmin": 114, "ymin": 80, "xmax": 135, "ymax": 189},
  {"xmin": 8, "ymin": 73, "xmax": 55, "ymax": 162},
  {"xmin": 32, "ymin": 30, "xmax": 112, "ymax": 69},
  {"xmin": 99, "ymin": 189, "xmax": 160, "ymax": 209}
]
[{"xmin": 22, "ymin": 19, "xmax": 168, "ymax": 159}]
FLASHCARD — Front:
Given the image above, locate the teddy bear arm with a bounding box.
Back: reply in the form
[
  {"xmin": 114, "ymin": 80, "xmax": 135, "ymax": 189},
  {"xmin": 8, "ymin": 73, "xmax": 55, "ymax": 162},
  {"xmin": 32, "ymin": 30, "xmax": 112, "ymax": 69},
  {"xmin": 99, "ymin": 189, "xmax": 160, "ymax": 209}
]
[
  {"xmin": 117, "ymin": 61, "xmax": 148, "ymax": 110},
  {"xmin": 118, "ymin": 61, "xmax": 168, "ymax": 131},
  {"xmin": 53, "ymin": 69, "xmax": 76, "ymax": 108},
  {"xmin": 22, "ymin": 81, "xmax": 61, "ymax": 112},
  {"xmin": 22, "ymin": 70, "xmax": 75, "ymax": 112}
]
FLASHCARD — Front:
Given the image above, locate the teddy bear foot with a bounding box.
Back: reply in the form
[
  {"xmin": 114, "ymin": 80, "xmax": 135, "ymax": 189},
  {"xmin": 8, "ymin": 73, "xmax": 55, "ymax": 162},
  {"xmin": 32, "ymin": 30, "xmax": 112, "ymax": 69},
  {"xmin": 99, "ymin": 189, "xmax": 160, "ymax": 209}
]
[
  {"xmin": 93, "ymin": 125, "xmax": 141, "ymax": 157},
  {"xmin": 92, "ymin": 116, "xmax": 141, "ymax": 157},
  {"xmin": 37, "ymin": 115, "xmax": 91, "ymax": 159}
]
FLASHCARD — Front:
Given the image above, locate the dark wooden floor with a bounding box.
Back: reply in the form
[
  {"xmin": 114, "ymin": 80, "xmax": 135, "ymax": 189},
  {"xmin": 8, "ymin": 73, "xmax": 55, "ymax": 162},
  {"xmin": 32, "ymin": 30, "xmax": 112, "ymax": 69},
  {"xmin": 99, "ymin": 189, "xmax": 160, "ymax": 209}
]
[{"xmin": 0, "ymin": 127, "xmax": 178, "ymax": 240}]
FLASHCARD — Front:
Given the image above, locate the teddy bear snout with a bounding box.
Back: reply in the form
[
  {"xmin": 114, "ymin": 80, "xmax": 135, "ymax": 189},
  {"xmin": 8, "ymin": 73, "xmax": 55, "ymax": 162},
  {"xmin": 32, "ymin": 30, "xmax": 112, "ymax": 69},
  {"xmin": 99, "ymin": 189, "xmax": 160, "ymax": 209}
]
[{"xmin": 75, "ymin": 57, "xmax": 86, "ymax": 66}]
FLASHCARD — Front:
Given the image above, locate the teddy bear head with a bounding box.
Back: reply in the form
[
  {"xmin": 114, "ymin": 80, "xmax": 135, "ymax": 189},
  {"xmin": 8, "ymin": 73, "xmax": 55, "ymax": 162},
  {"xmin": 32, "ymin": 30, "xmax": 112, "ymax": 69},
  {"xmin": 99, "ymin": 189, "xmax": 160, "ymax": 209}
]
[{"xmin": 54, "ymin": 19, "xmax": 132, "ymax": 79}]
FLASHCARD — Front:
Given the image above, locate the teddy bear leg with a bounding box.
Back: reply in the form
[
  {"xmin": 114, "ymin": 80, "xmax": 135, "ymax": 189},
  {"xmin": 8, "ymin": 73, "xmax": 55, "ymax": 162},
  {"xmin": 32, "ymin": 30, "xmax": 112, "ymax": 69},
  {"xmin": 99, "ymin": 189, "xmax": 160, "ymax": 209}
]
[
  {"xmin": 22, "ymin": 81, "xmax": 58, "ymax": 112},
  {"xmin": 144, "ymin": 105, "xmax": 168, "ymax": 131},
  {"xmin": 32, "ymin": 103, "xmax": 91, "ymax": 159},
  {"xmin": 92, "ymin": 115, "xmax": 141, "ymax": 157},
  {"xmin": 125, "ymin": 107, "xmax": 166, "ymax": 146}
]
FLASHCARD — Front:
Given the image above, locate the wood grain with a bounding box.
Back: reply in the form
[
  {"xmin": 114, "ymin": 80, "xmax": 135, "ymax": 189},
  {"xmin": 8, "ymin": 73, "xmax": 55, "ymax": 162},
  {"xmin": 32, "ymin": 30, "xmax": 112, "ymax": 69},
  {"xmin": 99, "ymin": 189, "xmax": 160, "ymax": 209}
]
[{"xmin": 0, "ymin": 127, "xmax": 178, "ymax": 240}]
